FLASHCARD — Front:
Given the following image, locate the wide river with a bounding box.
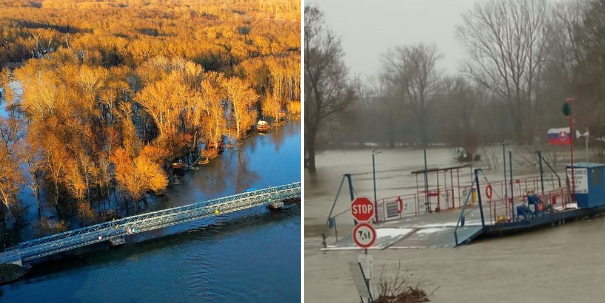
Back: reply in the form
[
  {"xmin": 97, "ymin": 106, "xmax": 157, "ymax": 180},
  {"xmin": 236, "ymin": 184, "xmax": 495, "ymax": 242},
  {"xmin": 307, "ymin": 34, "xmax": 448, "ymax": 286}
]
[
  {"xmin": 305, "ymin": 147, "xmax": 605, "ymax": 303},
  {"xmin": 0, "ymin": 113, "xmax": 302, "ymax": 303}
]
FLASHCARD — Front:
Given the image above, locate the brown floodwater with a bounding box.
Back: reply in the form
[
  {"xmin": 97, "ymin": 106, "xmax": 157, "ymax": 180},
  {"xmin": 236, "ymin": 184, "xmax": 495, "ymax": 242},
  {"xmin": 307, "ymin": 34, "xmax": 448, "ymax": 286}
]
[{"xmin": 304, "ymin": 147, "xmax": 602, "ymax": 303}]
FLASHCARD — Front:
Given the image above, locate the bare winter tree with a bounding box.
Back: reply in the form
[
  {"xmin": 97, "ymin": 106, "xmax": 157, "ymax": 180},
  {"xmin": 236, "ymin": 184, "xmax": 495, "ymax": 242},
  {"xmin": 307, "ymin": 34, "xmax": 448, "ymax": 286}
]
[
  {"xmin": 382, "ymin": 43, "xmax": 442, "ymax": 147},
  {"xmin": 370, "ymin": 76, "xmax": 403, "ymax": 148},
  {"xmin": 536, "ymin": 0, "xmax": 586, "ymax": 147},
  {"xmin": 457, "ymin": 0, "xmax": 552, "ymax": 145},
  {"xmin": 569, "ymin": 0, "xmax": 605, "ymax": 146},
  {"xmin": 304, "ymin": 5, "xmax": 354, "ymax": 173},
  {"xmin": 441, "ymin": 75, "xmax": 483, "ymax": 160}
]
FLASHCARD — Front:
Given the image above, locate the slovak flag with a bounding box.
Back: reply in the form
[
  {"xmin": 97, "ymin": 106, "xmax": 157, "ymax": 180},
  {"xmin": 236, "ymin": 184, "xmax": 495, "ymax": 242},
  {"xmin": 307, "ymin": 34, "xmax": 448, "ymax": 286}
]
[{"xmin": 548, "ymin": 127, "xmax": 571, "ymax": 145}]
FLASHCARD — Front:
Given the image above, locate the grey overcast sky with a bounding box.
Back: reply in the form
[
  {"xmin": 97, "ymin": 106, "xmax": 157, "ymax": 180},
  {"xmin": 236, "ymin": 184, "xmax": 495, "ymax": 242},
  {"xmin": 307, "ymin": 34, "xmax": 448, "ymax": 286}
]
[{"xmin": 309, "ymin": 0, "xmax": 486, "ymax": 79}]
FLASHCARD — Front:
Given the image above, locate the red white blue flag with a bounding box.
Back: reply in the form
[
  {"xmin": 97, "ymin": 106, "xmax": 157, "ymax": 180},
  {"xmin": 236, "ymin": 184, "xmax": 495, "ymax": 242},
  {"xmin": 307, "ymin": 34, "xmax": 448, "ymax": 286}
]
[{"xmin": 548, "ymin": 127, "xmax": 571, "ymax": 145}]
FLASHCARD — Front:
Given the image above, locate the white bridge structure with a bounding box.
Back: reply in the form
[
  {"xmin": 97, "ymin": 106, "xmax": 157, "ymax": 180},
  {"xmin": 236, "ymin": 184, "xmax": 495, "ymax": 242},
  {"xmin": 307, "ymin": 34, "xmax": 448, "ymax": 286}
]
[{"xmin": 0, "ymin": 182, "xmax": 301, "ymax": 266}]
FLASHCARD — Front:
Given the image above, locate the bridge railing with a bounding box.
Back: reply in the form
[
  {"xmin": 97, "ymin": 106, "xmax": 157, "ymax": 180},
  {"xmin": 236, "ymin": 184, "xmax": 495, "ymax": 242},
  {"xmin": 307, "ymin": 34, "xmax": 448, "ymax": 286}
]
[{"xmin": 17, "ymin": 182, "xmax": 301, "ymax": 252}]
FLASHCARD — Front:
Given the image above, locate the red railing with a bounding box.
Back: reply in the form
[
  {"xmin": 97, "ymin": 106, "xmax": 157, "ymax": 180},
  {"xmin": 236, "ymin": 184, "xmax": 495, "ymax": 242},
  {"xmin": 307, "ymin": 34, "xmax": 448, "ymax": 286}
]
[{"xmin": 375, "ymin": 175, "xmax": 565, "ymax": 225}]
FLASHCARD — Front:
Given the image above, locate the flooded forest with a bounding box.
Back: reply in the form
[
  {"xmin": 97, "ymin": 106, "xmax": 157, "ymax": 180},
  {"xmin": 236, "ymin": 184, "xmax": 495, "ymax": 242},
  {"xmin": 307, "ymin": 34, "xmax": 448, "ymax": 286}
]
[{"xmin": 0, "ymin": 0, "xmax": 301, "ymax": 242}]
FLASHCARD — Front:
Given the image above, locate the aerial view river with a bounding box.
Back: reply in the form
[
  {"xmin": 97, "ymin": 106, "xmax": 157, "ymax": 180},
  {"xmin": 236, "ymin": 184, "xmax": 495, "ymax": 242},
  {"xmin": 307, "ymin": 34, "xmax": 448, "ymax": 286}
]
[{"xmin": 0, "ymin": 89, "xmax": 302, "ymax": 303}]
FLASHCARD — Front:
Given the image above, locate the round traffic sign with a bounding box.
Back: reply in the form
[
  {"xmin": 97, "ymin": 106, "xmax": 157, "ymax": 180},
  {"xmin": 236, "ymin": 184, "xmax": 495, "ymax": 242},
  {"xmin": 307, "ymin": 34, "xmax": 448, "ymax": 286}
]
[
  {"xmin": 352, "ymin": 223, "xmax": 377, "ymax": 249},
  {"xmin": 352, "ymin": 197, "xmax": 375, "ymax": 222}
]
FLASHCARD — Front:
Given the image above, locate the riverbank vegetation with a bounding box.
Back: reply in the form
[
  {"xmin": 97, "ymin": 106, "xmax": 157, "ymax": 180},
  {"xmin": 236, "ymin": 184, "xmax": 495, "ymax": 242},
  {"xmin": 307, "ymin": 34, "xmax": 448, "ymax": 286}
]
[
  {"xmin": 0, "ymin": 0, "xmax": 300, "ymax": 237},
  {"xmin": 306, "ymin": 0, "xmax": 605, "ymax": 170}
]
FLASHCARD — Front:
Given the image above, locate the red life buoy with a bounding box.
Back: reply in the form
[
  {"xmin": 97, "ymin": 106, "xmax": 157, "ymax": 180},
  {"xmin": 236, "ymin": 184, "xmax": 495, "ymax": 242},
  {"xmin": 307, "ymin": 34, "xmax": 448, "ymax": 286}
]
[
  {"xmin": 485, "ymin": 184, "xmax": 493, "ymax": 199},
  {"xmin": 396, "ymin": 196, "xmax": 404, "ymax": 214}
]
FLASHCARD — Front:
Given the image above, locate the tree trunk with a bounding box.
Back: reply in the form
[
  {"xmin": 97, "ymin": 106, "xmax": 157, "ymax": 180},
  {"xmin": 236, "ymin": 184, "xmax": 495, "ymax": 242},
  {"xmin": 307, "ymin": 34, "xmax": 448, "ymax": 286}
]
[
  {"xmin": 307, "ymin": 138, "xmax": 316, "ymax": 173},
  {"xmin": 54, "ymin": 182, "xmax": 59, "ymax": 206},
  {"xmin": 34, "ymin": 187, "xmax": 41, "ymax": 218},
  {"xmin": 419, "ymin": 115, "xmax": 428, "ymax": 148},
  {"xmin": 0, "ymin": 202, "xmax": 4, "ymax": 226}
]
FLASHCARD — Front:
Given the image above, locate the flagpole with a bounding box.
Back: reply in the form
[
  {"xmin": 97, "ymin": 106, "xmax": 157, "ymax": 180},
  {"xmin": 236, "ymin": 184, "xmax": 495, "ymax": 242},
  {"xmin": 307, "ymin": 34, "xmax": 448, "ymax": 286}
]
[{"xmin": 567, "ymin": 97, "xmax": 575, "ymax": 202}]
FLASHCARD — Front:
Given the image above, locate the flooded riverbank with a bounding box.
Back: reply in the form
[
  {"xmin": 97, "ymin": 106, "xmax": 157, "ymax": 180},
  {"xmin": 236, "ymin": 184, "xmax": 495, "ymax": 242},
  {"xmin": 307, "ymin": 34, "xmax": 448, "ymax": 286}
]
[
  {"xmin": 1, "ymin": 120, "xmax": 301, "ymax": 303},
  {"xmin": 304, "ymin": 147, "xmax": 603, "ymax": 303}
]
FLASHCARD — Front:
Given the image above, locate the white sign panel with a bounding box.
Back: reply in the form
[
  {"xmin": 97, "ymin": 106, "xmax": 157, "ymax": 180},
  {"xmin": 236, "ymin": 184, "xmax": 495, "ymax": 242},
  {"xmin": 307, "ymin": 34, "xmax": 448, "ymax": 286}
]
[
  {"xmin": 358, "ymin": 254, "xmax": 374, "ymax": 280},
  {"xmin": 349, "ymin": 262, "xmax": 372, "ymax": 300},
  {"xmin": 376, "ymin": 200, "xmax": 385, "ymax": 222},
  {"xmin": 567, "ymin": 168, "xmax": 588, "ymax": 194}
]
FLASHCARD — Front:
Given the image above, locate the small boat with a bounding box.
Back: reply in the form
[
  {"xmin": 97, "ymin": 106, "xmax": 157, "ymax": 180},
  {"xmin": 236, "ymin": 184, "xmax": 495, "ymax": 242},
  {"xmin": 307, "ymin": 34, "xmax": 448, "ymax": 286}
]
[
  {"xmin": 453, "ymin": 147, "xmax": 467, "ymax": 160},
  {"xmin": 172, "ymin": 162, "xmax": 186, "ymax": 176},
  {"xmin": 453, "ymin": 147, "xmax": 480, "ymax": 162},
  {"xmin": 197, "ymin": 156, "xmax": 209, "ymax": 165},
  {"xmin": 256, "ymin": 120, "xmax": 270, "ymax": 132},
  {"xmin": 267, "ymin": 200, "xmax": 284, "ymax": 211}
]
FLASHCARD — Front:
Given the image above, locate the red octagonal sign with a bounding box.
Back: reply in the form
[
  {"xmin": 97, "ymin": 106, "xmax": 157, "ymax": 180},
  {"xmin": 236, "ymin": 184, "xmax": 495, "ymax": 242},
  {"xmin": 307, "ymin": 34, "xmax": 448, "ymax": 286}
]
[{"xmin": 351, "ymin": 197, "xmax": 375, "ymax": 222}]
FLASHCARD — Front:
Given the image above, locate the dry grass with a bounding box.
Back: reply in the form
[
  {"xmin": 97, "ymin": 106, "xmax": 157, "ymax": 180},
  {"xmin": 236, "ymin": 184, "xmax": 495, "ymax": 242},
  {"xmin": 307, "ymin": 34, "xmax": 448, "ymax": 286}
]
[{"xmin": 370, "ymin": 261, "xmax": 433, "ymax": 303}]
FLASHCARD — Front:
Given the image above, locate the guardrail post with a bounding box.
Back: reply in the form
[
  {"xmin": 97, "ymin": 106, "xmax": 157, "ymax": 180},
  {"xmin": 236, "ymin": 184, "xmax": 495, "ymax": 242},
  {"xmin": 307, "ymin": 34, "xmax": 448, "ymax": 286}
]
[{"xmin": 475, "ymin": 169, "xmax": 486, "ymax": 228}]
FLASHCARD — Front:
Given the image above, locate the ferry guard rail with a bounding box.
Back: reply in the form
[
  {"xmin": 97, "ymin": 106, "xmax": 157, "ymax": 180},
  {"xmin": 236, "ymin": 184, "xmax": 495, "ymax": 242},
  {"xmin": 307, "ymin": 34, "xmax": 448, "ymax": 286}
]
[
  {"xmin": 321, "ymin": 170, "xmax": 565, "ymax": 248},
  {"xmin": 0, "ymin": 182, "xmax": 301, "ymax": 265}
]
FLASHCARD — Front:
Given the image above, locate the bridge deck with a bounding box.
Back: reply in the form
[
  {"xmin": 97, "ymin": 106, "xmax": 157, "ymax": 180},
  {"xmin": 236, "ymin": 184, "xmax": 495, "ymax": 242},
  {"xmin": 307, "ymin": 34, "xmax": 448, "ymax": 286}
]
[{"xmin": 0, "ymin": 182, "xmax": 301, "ymax": 264}]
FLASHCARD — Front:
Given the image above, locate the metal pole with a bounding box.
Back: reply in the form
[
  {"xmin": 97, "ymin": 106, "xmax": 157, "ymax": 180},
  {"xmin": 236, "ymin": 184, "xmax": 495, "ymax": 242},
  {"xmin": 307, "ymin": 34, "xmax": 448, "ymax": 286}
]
[
  {"xmin": 345, "ymin": 174, "xmax": 355, "ymax": 201},
  {"xmin": 372, "ymin": 153, "xmax": 377, "ymax": 222},
  {"xmin": 567, "ymin": 97, "xmax": 575, "ymax": 202},
  {"xmin": 503, "ymin": 143, "xmax": 507, "ymax": 203},
  {"xmin": 424, "ymin": 149, "xmax": 429, "ymax": 212},
  {"xmin": 345, "ymin": 174, "xmax": 356, "ymax": 225},
  {"xmin": 586, "ymin": 134, "xmax": 589, "ymax": 163},
  {"xmin": 474, "ymin": 169, "xmax": 486, "ymax": 227},
  {"xmin": 322, "ymin": 175, "xmax": 347, "ymax": 240},
  {"xmin": 537, "ymin": 151, "xmax": 544, "ymax": 194},
  {"xmin": 509, "ymin": 151, "xmax": 514, "ymax": 220}
]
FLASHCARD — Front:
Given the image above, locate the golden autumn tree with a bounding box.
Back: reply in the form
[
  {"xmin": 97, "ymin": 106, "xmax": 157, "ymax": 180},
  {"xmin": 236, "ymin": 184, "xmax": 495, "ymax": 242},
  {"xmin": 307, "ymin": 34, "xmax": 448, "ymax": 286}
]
[
  {"xmin": 135, "ymin": 71, "xmax": 198, "ymax": 158},
  {"xmin": 111, "ymin": 147, "xmax": 168, "ymax": 210},
  {"xmin": 16, "ymin": 137, "xmax": 44, "ymax": 217},
  {"xmin": 0, "ymin": 148, "xmax": 23, "ymax": 224},
  {"xmin": 221, "ymin": 76, "xmax": 259, "ymax": 138},
  {"xmin": 0, "ymin": 0, "xmax": 301, "ymax": 226},
  {"xmin": 0, "ymin": 118, "xmax": 24, "ymax": 224},
  {"xmin": 200, "ymin": 72, "xmax": 227, "ymax": 146}
]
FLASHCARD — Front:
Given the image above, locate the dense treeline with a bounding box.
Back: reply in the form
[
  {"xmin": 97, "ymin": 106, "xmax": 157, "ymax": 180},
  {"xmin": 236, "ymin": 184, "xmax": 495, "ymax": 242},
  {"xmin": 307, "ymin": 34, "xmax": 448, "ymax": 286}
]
[
  {"xmin": 0, "ymin": 0, "xmax": 300, "ymax": 230},
  {"xmin": 308, "ymin": 0, "xmax": 605, "ymax": 171}
]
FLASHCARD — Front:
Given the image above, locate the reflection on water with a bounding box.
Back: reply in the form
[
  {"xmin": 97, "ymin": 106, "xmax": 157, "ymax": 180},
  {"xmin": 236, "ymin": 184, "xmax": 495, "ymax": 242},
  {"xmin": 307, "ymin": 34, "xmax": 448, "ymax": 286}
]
[
  {"xmin": 152, "ymin": 120, "xmax": 300, "ymax": 211},
  {"xmin": 3, "ymin": 209, "xmax": 300, "ymax": 303}
]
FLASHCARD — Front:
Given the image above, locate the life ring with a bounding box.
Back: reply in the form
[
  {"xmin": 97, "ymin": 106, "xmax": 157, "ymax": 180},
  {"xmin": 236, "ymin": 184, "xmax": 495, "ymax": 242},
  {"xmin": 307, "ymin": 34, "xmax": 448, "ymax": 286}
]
[
  {"xmin": 485, "ymin": 184, "xmax": 493, "ymax": 199},
  {"xmin": 396, "ymin": 196, "xmax": 404, "ymax": 214}
]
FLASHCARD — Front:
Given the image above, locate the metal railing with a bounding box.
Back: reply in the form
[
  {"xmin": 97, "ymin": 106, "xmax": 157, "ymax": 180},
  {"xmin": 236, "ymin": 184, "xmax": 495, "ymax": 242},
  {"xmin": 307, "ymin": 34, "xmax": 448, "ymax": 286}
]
[{"xmin": 1, "ymin": 182, "xmax": 301, "ymax": 264}]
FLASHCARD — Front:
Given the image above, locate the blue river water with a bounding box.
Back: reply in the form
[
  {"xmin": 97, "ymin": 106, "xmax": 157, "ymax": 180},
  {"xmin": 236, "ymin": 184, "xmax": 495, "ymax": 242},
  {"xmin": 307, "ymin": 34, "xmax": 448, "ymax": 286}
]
[{"xmin": 0, "ymin": 120, "xmax": 301, "ymax": 303}]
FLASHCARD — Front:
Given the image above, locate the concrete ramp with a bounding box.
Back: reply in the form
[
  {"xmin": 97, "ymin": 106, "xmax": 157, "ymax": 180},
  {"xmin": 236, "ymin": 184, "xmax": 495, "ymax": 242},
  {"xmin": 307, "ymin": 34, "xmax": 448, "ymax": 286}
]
[
  {"xmin": 321, "ymin": 228, "xmax": 415, "ymax": 251},
  {"xmin": 321, "ymin": 225, "xmax": 484, "ymax": 250},
  {"xmin": 454, "ymin": 225, "xmax": 483, "ymax": 246}
]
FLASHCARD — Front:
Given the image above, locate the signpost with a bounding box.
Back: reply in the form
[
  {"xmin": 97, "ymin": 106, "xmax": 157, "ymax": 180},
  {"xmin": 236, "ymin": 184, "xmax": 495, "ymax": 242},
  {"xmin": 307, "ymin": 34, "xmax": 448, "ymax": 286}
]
[
  {"xmin": 351, "ymin": 196, "xmax": 377, "ymax": 300},
  {"xmin": 352, "ymin": 197, "xmax": 375, "ymax": 223}
]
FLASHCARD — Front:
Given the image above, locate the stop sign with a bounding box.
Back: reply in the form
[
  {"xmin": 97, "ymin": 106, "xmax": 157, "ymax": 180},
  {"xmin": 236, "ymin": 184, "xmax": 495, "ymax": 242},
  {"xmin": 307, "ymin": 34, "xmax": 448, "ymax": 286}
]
[{"xmin": 351, "ymin": 197, "xmax": 375, "ymax": 222}]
